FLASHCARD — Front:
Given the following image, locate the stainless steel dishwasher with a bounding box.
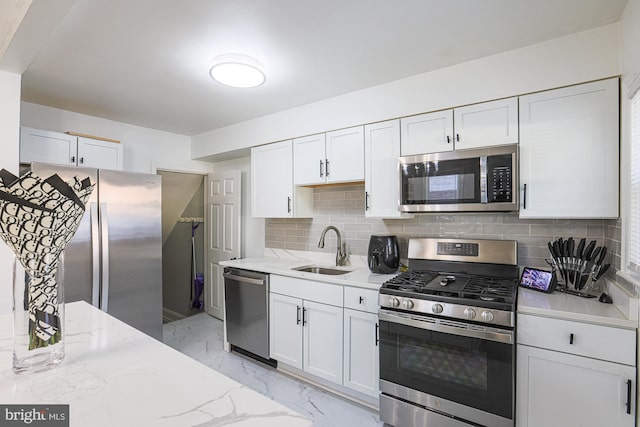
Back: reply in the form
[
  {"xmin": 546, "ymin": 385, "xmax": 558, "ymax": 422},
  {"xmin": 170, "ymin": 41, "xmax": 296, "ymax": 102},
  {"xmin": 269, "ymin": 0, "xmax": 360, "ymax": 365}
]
[{"xmin": 223, "ymin": 267, "xmax": 273, "ymax": 363}]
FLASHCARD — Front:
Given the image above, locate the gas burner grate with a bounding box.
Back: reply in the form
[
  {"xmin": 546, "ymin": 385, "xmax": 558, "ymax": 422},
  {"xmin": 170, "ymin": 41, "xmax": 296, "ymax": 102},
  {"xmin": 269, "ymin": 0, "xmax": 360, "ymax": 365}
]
[
  {"xmin": 461, "ymin": 278, "xmax": 517, "ymax": 303},
  {"xmin": 383, "ymin": 271, "xmax": 440, "ymax": 292}
]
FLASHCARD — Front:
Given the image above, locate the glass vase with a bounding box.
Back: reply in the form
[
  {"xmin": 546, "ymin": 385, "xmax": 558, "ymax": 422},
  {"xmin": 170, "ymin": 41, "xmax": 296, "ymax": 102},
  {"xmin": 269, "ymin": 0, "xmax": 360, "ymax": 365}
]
[{"xmin": 12, "ymin": 252, "xmax": 65, "ymax": 374}]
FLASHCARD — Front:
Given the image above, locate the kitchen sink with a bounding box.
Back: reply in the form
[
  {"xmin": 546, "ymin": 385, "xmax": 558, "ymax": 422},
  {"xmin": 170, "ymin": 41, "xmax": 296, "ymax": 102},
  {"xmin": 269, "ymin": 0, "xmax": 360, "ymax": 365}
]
[{"xmin": 292, "ymin": 265, "xmax": 352, "ymax": 275}]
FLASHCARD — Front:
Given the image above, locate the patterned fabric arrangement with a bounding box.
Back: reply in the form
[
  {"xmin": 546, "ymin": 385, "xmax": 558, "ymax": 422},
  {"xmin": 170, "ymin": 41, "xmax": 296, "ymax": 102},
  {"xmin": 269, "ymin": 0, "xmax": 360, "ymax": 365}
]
[{"xmin": 0, "ymin": 169, "xmax": 94, "ymax": 349}]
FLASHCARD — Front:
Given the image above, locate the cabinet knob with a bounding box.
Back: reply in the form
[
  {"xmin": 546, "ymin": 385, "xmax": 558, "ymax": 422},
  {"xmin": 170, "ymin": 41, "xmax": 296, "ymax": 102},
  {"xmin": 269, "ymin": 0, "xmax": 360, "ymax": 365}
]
[
  {"xmin": 569, "ymin": 333, "xmax": 574, "ymax": 345},
  {"xmin": 71, "ymin": 156, "xmax": 76, "ymax": 163},
  {"xmin": 79, "ymin": 157, "xmax": 84, "ymax": 164},
  {"xmin": 359, "ymin": 296, "xmax": 364, "ymax": 304}
]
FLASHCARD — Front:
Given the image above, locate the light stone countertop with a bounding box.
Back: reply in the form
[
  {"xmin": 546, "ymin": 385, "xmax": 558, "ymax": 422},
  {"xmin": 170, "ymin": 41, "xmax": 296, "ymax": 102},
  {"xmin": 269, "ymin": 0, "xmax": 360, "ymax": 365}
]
[
  {"xmin": 518, "ymin": 286, "xmax": 638, "ymax": 329},
  {"xmin": 220, "ymin": 255, "xmax": 399, "ymax": 291},
  {"xmin": 0, "ymin": 301, "xmax": 312, "ymax": 427}
]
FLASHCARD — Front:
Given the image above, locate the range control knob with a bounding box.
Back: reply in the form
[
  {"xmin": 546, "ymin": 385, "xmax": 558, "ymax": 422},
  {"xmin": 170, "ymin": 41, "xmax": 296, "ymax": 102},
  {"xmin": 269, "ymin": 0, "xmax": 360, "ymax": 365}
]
[
  {"xmin": 432, "ymin": 303, "xmax": 444, "ymax": 314},
  {"xmin": 390, "ymin": 297, "xmax": 400, "ymax": 308},
  {"xmin": 403, "ymin": 299, "xmax": 415, "ymax": 310},
  {"xmin": 481, "ymin": 311, "xmax": 495, "ymax": 323},
  {"xmin": 463, "ymin": 308, "xmax": 476, "ymax": 320}
]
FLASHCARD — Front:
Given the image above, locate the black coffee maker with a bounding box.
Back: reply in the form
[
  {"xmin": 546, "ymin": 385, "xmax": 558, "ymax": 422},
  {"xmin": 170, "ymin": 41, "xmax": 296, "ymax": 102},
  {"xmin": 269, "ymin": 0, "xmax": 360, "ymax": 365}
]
[{"xmin": 368, "ymin": 235, "xmax": 400, "ymax": 274}]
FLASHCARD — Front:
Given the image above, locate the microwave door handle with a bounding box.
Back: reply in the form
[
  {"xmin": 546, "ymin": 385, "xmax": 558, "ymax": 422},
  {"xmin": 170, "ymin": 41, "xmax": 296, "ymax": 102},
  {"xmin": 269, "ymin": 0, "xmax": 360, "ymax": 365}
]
[{"xmin": 480, "ymin": 156, "xmax": 488, "ymax": 204}]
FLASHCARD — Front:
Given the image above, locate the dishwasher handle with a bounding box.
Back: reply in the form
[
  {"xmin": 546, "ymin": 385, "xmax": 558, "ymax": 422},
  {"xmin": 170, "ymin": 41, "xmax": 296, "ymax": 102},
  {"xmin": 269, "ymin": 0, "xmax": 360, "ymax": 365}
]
[{"xmin": 223, "ymin": 272, "xmax": 266, "ymax": 286}]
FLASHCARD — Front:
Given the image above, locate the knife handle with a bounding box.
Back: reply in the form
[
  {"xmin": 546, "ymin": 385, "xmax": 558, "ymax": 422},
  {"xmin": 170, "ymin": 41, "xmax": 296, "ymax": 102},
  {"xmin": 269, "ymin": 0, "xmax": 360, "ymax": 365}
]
[{"xmin": 596, "ymin": 247, "xmax": 608, "ymax": 265}]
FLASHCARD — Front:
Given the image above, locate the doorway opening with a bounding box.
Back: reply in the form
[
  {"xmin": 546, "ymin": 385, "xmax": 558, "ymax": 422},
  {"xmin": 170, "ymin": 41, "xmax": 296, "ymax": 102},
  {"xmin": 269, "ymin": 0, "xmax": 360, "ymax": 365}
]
[{"xmin": 158, "ymin": 170, "xmax": 206, "ymax": 323}]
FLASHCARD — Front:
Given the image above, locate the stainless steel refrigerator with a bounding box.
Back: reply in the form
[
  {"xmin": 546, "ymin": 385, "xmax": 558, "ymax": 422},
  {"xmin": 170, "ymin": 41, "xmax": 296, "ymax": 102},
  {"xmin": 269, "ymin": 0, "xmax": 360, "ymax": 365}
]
[{"xmin": 31, "ymin": 163, "xmax": 163, "ymax": 340}]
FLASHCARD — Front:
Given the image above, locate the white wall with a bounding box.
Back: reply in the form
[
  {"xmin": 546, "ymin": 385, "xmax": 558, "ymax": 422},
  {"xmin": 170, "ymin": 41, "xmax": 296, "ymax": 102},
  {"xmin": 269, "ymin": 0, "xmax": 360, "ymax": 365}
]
[
  {"xmin": 21, "ymin": 102, "xmax": 213, "ymax": 175},
  {"xmin": 192, "ymin": 23, "xmax": 620, "ymax": 159},
  {"xmin": 621, "ymin": 0, "xmax": 640, "ymax": 90},
  {"xmin": 210, "ymin": 157, "xmax": 264, "ymax": 258},
  {"xmin": 0, "ymin": 70, "xmax": 21, "ymax": 315}
]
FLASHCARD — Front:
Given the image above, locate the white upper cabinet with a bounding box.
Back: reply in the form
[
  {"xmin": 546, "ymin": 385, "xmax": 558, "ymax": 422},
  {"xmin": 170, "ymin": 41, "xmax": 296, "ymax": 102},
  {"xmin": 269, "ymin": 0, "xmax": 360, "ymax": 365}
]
[
  {"xmin": 252, "ymin": 140, "xmax": 313, "ymax": 218},
  {"xmin": 519, "ymin": 78, "xmax": 619, "ymax": 218},
  {"xmin": 20, "ymin": 127, "xmax": 124, "ymax": 170},
  {"xmin": 401, "ymin": 110, "xmax": 454, "ymax": 155},
  {"xmin": 364, "ymin": 120, "xmax": 413, "ymax": 218},
  {"xmin": 293, "ymin": 126, "xmax": 364, "ymax": 185},
  {"xmin": 453, "ymin": 97, "xmax": 518, "ymax": 150},
  {"xmin": 400, "ymin": 98, "xmax": 518, "ymax": 155},
  {"xmin": 77, "ymin": 136, "xmax": 123, "ymax": 170}
]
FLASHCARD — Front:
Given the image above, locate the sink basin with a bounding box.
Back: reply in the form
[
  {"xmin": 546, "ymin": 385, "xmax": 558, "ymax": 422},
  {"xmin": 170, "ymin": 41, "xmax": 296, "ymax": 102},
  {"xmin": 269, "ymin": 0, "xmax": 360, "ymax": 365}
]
[{"xmin": 292, "ymin": 265, "xmax": 351, "ymax": 275}]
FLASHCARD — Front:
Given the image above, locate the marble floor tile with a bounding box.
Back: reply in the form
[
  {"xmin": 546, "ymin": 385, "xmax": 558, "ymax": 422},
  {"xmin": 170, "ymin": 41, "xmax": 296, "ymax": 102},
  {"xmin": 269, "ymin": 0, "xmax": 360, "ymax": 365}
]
[{"xmin": 163, "ymin": 313, "xmax": 383, "ymax": 427}]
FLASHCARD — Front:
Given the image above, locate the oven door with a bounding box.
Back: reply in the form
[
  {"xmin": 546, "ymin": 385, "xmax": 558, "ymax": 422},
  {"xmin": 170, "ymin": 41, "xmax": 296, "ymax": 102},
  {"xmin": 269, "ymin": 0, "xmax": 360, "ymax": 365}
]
[{"xmin": 378, "ymin": 309, "xmax": 514, "ymax": 423}]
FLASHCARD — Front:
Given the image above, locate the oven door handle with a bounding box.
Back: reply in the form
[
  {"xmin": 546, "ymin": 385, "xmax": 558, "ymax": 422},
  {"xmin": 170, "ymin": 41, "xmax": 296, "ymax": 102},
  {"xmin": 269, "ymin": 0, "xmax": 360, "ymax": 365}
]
[{"xmin": 378, "ymin": 310, "xmax": 513, "ymax": 344}]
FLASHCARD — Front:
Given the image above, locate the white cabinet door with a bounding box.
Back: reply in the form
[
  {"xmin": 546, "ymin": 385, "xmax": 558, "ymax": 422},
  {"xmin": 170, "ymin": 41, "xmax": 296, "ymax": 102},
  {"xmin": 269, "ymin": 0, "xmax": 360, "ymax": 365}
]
[
  {"xmin": 343, "ymin": 309, "xmax": 378, "ymax": 397},
  {"xmin": 251, "ymin": 141, "xmax": 294, "ymax": 218},
  {"xmin": 517, "ymin": 345, "xmax": 635, "ymax": 427},
  {"xmin": 293, "ymin": 133, "xmax": 326, "ymax": 185},
  {"xmin": 400, "ymin": 110, "xmax": 453, "ymax": 155},
  {"xmin": 20, "ymin": 127, "xmax": 77, "ymax": 166},
  {"xmin": 325, "ymin": 126, "xmax": 364, "ymax": 183},
  {"xmin": 519, "ymin": 78, "xmax": 619, "ymax": 218},
  {"xmin": 453, "ymin": 97, "xmax": 518, "ymax": 150},
  {"xmin": 364, "ymin": 120, "xmax": 411, "ymax": 218},
  {"xmin": 269, "ymin": 293, "xmax": 303, "ymax": 369},
  {"xmin": 77, "ymin": 137, "xmax": 123, "ymax": 170},
  {"xmin": 303, "ymin": 300, "xmax": 343, "ymax": 384}
]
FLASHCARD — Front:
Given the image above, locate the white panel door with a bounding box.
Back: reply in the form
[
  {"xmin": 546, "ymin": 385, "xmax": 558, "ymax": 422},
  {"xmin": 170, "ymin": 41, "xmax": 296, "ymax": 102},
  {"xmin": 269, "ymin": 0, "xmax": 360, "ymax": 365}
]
[
  {"xmin": 343, "ymin": 309, "xmax": 379, "ymax": 397},
  {"xmin": 77, "ymin": 137, "xmax": 123, "ymax": 170},
  {"xmin": 269, "ymin": 293, "xmax": 303, "ymax": 369},
  {"xmin": 364, "ymin": 120, "xmax": 411, "ymax": 219},
  {"xmin": 251, "ymin": 141, "xmax": 294, "ymax": 218},
  {"xmin": 325, "ymin": 126, "xmax": 365, "ymax": 183},
  {"xmin": 453, "ymin": 97, "xmax": 518, "ymax": 150},
  {"xmin": 293, "ymin": 133, "xmax": 326, "ymax": 185},
  {"xmin": 303, "ymin": 300, "xmax": 343, "ymax": 383},
  {"xmin": 205, "ymin": 171, "xmax": 241, "ymax": 320},
  {"xmin": 519, "ymin": 78, "xmax": 619, "ymax": 218},
  {"xmin": 400, "ymin": 110, "xmax": 454, "ymax": 155},
  {"xmin": 517, "ymin": 345, "xmax": 635, "ymax": 427},
  {"xmin": 20, "ymin": 126, "xmax": 77, "ymax": 166}
]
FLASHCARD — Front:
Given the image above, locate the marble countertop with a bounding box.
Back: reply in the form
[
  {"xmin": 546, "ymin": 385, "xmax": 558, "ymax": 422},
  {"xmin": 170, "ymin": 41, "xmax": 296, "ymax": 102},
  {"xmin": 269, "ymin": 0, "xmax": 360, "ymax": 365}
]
[
  {"xmin": 518, "ymin": 287, "xmax": 638, "ymax": 329},
  {"xmin": 220, "ymin": 255, "xmax": 398, "ymax": 291},
  {"xmin": 0, "ymin": 302, "xmax": 312, "ymax": 427}
]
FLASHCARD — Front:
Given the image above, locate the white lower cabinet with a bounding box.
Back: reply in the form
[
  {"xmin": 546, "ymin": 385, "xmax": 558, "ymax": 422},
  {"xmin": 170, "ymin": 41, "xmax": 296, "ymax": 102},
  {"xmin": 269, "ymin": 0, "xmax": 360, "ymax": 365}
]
[
  {"xmin": 517, "ymin": 314, "xmax": 636, "ymax": 427},
  {"xmin": 343, "ymin": 308, "xmax": 378, "ymax": 397},
  {"xmin": 269, "ymin": 276, "xmax": 343, "ymax": 384}
]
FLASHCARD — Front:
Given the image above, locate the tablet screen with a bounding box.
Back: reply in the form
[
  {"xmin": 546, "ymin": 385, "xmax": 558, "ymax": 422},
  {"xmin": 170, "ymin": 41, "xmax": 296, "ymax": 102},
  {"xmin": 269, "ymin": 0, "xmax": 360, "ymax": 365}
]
[{"xmin": 520, "ymin": 267, "xmax": 554, "ymax": 292}]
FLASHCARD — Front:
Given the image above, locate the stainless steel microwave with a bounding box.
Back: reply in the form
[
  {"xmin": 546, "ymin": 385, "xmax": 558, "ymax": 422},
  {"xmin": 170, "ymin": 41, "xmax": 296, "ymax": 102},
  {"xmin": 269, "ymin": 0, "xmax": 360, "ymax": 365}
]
[{"xmin": 398, "ymin": 144, "xmax": 518, "ymax": 212}]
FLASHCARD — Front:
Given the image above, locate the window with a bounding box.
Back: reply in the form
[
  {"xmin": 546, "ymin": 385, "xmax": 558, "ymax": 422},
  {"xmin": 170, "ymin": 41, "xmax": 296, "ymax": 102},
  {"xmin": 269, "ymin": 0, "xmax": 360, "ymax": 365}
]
[{"xmin": 628, "ymin": 91, "xmax": 640, "ymax": 274}]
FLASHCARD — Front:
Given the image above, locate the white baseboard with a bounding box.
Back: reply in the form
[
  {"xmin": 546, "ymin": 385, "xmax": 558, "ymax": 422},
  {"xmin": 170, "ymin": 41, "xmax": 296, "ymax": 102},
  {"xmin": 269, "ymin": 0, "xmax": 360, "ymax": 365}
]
[{"xmin": 163, "ymin": 307, "xmax": 185, "ymax": 323}]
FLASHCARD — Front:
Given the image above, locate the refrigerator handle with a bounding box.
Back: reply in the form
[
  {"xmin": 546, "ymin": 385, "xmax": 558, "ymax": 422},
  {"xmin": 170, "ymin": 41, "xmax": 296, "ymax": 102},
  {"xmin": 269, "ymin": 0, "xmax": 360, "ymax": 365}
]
[
  {"xmin": 90, "ymin": 203, "xmax": 100, "ymax": 308},
  {"xmin": 100, "ymin": 203, "xmax": 110, "ymax": 312}
]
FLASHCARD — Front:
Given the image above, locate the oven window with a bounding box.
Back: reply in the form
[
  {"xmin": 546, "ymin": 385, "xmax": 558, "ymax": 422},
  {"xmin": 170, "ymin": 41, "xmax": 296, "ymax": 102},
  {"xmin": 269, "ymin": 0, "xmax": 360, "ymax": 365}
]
[
  {"xmin": 379, "ymin": 319, "xmax": 513, "ymax": 419},
  {"xmin": 401, "ymin": 158, "xmax": 480, "ymax": 205}
]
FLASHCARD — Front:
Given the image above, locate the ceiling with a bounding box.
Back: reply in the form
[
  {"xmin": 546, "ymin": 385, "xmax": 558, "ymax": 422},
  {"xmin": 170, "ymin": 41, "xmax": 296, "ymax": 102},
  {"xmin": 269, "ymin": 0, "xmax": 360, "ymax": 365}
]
[{"xmin": 17, "ymin": 0, "xmax": 629, "ymax": 136}]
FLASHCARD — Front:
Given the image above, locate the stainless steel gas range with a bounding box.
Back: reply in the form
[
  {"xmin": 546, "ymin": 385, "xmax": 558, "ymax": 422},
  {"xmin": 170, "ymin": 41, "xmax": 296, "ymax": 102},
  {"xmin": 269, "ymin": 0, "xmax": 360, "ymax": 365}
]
[{"xmin": 378, "ymin": 238, "xmax": 518, "ymax": 427}]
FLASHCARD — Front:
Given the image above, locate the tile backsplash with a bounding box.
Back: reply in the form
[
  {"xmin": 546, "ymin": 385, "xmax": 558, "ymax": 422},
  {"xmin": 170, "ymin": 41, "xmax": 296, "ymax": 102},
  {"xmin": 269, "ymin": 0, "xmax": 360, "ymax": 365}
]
[{"xmin": 266, "ymin": 184, "xmax": 618, "ymax": 273}]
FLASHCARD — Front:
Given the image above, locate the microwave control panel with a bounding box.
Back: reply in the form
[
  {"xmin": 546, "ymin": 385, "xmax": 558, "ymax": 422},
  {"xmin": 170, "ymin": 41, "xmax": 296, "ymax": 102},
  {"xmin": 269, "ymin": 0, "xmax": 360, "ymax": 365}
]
[{"xmin": 486, "ymin": 154, "xmax": 513, "ymax": 203}]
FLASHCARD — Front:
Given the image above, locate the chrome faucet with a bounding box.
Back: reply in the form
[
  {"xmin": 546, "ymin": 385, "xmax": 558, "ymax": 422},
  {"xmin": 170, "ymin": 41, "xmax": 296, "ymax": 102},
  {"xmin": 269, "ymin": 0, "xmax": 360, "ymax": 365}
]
[{"xmin": 318, "ymin": 226, "xmax": 348, "ymax": 266}]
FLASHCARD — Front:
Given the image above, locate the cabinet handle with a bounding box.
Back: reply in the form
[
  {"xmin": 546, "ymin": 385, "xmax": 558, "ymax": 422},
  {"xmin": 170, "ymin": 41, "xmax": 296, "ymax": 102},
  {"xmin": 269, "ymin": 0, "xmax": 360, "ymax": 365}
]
[
  {"xmin": 456, "ymin": 133, "xmax": 460, "ymax": 142},
  {"xmin": 320, "ymin": 160, "xmax": 324, "ymax": 177},
  {"xmin": 71, "ymin": 156, "xmax": 76, "ymax": 163},
  {"xmin": 359, "ymin": 296, "xmax": 364, "ymax": 304},
  {"xmin": 626, "ymin": 379, "xmax": 632, "ymax": 414},
  {"xmin": 79, "ymin": 157, "xmax": 84, "ymax": 165},
  {"xmin": 325, "ymin": 159, "xmax": 330, "ymax": 177},
  {"xmin": 296, "ymin": 306, "xmax": 301, "ymax": 325},
  {"xmin": 375, "ymin": 323, "xmax": 379, "ymax": 346},
  {"xmin": 365, "ymin": 192, "xmax": 370, "ymax": 210},
  {"xmin": 287, "ymin": 197, "xmax": 292, "ymax": 213},
  {"xmin": 446, "ymin": 135, "xmax": 451, "ymax": 144},
  {"xmin": 569, "ymin": 333, "xmax": 574, "ymax": 345},
  {"xmin": 523, "ymin": 184, "xmax": 527, "ymax": 210},
  {"xmin": 302, "ymin": 307, "xmax": 307, "ymax": 326}
]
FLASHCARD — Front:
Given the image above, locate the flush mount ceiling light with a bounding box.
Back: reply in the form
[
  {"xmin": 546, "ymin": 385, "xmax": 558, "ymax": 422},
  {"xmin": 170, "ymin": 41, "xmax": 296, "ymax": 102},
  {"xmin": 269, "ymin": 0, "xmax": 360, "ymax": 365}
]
[{"xmin": 209, "ymin": 54, "xmax": 266, "ymax": 88}]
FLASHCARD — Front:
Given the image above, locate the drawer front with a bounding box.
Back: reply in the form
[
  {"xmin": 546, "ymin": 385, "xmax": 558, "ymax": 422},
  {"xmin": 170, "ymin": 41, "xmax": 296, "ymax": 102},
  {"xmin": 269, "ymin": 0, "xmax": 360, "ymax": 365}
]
[
  {"xmin": 270, "ymin": 275, "xmax": 343, "ymax": 306},
  {"xmin": 344, "ymin": 287, "xmax": 379, "ymax": 313},
  {"xmin": 517, "ymin": 314, "xmax": 636, "ymax": 366}
]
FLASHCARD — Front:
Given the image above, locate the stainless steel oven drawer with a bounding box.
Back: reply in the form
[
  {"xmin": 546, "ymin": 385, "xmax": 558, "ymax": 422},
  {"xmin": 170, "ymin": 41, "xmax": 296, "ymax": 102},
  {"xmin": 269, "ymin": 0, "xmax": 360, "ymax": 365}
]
[{"xmin": 380, "ymin": 394, "xmax": 470, "ymax": 427}]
